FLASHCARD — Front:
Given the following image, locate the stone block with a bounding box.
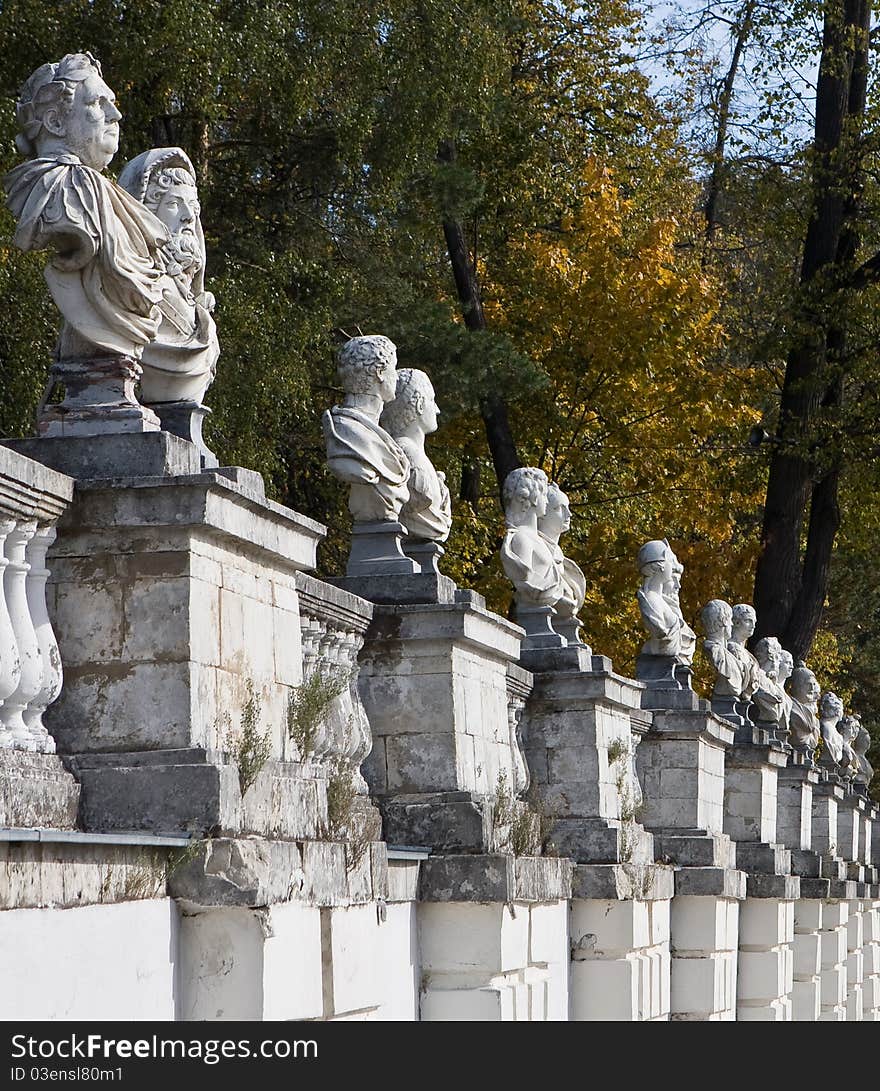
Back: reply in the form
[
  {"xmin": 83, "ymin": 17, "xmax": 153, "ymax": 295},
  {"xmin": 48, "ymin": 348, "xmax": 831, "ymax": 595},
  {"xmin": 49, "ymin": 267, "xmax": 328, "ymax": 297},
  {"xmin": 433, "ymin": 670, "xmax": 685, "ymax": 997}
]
[
  {"xmin": 571, "ymin": 898, "xmax": 651, "ymax": 954},
  {"xmin": 791, "ymin": 978, "xmax": 820, "ymax": 1021},
  {"xmin": 674, "ymin": 868, "xmax": 746, "ymax": 899},
  {"xmin": 737, "ymin": 948, "xmax": 790, "ymax": 1001},
  {"xmin": 322, "ymin": 903, "xmax": 383, "ymax": 1016},
  {"xmin": 570, "ymin": 957, "xmax": 639, "ymax": 1020},
  {"xmin": 421, "ymin": 985, "xmax": 506, "ymax": 1021},
  {"xmin": 167, "ymin": 838, "xmax": 304, "ymax": 908},
  {"xmin": 0, "ymin": 751, "xmax": 80, "ymax": 829},
  {"xmin": 381, "ymin": 793, "xmax": 492, "ymax": 853},
  {"xmin": 528, "ymin": 900, "xmax": 569, "ymax": 967},
  {"xmin": 4, "ymin": 432, "xmax": 201, "ymax": 481},
  {"xmin": 794, "ymin": 932, "xmax": 822, "ymax": 977},
  {"xmin": 419, "ymin": 901, "xmax": 529, "ymax": 975},
  {"xmin": 570, "ymin": 862, "xmax": 674, "ymax": 902},
  {"xmin": 739, "ymin": 898, "xmax": 794, "ymax": 947},
  {"xmin": 670, "ymin": 952, "xmax": 735, "ymax": 1016}
]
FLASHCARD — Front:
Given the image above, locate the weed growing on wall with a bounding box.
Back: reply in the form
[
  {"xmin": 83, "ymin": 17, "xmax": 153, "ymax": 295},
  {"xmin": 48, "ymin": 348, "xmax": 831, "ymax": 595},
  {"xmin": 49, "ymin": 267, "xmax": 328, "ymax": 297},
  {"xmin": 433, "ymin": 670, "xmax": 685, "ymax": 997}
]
[
  {"xmin": 287, "ymin": 667, "xmax": 351, "ymax": 759},
  {"xmin": 220, "ymin": 681, "xmax": 273, "ymax": 796}
]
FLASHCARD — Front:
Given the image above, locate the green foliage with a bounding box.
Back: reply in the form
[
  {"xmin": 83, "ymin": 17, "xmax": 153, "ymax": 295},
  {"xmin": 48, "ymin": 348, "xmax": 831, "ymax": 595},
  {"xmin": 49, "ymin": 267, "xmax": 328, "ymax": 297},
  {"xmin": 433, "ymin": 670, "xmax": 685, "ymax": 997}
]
[
  {"xmin": 287, "ymin": 666, "xmax": 351, "ymax": 760},
  {"xmin": 220, "ymin": 681, "xmax": 272, "ymax": 797}
]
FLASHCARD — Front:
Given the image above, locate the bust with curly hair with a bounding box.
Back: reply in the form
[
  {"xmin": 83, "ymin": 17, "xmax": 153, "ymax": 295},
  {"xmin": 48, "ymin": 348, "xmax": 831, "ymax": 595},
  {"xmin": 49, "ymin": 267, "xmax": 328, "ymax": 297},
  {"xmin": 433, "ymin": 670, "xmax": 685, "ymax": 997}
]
[
  {"xmin": 536, "ymin": 483, "xmax": 586, "ymax": 644},
  {"xmin": 3, "ymin": 54, "xmax": 166, "ymax": 366},
  {"xmin": 380, "ymin": 369, "xmax": 451, "ymax": 547},
  {"xmin": 322, "ymin": 335, "xmax": 411, "ymax": 523},
  {"xmin": 500, "ymin": 467, "xmax": 565, "ymax": 610}
]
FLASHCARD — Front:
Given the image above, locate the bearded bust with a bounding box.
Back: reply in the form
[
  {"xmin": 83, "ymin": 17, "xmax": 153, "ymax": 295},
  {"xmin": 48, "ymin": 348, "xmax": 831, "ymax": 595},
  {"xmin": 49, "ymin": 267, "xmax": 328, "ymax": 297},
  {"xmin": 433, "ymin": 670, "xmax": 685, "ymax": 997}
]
[{"xmin": 117, "ymin": 148, "xmax": 219, "ymax": 405}]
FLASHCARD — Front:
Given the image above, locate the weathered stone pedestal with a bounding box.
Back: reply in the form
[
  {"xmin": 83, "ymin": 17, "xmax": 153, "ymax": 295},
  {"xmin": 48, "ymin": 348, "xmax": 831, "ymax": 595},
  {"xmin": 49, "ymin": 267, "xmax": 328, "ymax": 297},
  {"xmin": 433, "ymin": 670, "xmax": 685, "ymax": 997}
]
[
  {"xmin": 418, "ymin": 855, "xmax": 572, "ymax": 1020},
  {"xmin": 170, "ymin": 837, "xmax": 394, "ymax": 1020},
  {"xmin": 37, "ymin": 356, "xmax": 161, "ymax": 438},
  {"xmin": 146, "ymin": 400, "xmax": 219, "ymax": 469},
  {"xmin": 521, "ymin": 660, "xmax": 671, "ymax": 1020},
  {"xmin": 20, "ymin": 459, "xmax": 345, "ymax": 837},
  {"xmin": 359, "ymin": 596, "xmax": 528, "ymax": 852},
  {"xmin": 636, "ymin": 693, "xmax": 746, "ymax": 1020},
  {"xmin": 722, "ymin": 739, "xmax": 797, "ymax": 1019}
]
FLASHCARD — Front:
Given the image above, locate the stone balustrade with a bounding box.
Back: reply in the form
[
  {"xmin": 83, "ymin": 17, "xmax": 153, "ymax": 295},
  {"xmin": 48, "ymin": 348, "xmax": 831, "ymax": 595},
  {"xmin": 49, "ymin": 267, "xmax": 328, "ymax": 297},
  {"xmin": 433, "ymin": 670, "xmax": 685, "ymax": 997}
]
[{"xmin": 0, "ymin": 448, "xmax": 73, "ymax": 754}]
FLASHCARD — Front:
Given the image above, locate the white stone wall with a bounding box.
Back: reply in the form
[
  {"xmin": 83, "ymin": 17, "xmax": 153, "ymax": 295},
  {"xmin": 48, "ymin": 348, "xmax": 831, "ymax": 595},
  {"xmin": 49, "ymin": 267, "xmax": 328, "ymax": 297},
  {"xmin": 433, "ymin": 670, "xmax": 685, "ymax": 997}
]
[
  {"xmin": 792, "ymin": 899, "xmax": 822, "ymax": 1020},
  {"xmin": 669, "ymin": 896, "xmax": 739, "ymax": 1020},
  {"xmin": 736, "ymin": 898, "xmax": 794, "ymax": 1020},
  {"xmin": 570, "ymin": 898, "xmax": 671, "ymax": 1020},
  {"xmin": 818, "ymin": 900, "xmax": 848, "ymax": 1021},
  {"xmin": 863, "ymin": 900, "xmax": 880, "ymax": 1021},
  {"xmin": 846, "ymin": 900, "xmax": 864, "ymax": 1021},
  {"xmin": 418, "ymin": 900, "xmax": 569, "ymax": 1020},
  {"xmin": 0, "ymin": 899, "xmax": 178, "ymax": 1020}
]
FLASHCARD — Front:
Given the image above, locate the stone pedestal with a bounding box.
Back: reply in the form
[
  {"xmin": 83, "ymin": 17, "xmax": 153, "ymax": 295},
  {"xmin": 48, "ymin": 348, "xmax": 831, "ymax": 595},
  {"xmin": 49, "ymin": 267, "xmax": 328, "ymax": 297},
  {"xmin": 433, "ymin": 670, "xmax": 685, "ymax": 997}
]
[
  {"xmin": 723, "ymin": 743, "xmax": 796, "ymax": 1020},
  {"xmin": 359, "ymin": 598, "xmax": 529, "ymax": 852},
  {"xmin": 34, "ymin": 469, "xmax": 330, "ymax": 835},
  {"xmin": 5, "ymin": 432, "xmax": 201, "ymax": 481},
  {"xmin": 38, "ymin": 356, "xmax": 160, "ymax": 438},
  {"xmin": 812, "ymin": 779, "xmax": 845, "ymax": 859},
  {"xmin": 837, "ymin": 792, "xmax": 865, "ymax": 867},
  {"xmin": 515, "ymin": 604, "xmax": 565, "ymax": 651},
  {"xmin": 521, "ymin": 664, "xmax": 653, "ymax": 866},
  {"xmin": 570, "ymin": 866, "xmax": 673, "ymax": 1021},
  {"xmin": 146, "ymin": 400, "xmax": 218, "ymax": 469},
  {"xmin": 635, "ymin": 697, "xmax": 746, "ymax": 1019},
  {"xmin": 417, "ymin": 855, "xmax": 571, "ymax": 1021},
  {"xmin": 171, "ymin": 837, "xmax": 393, "ymax": 1021},
  {"xmin": 345, "ymin": 520, "xmax": 417, "ymax": 578},
  {"xmin": 402, "ymin": 539, "xmax": 444, "ymax": 575},
  {"xmin": 777, "ymin": 764, "xmax": 818, "ymax": 852}
]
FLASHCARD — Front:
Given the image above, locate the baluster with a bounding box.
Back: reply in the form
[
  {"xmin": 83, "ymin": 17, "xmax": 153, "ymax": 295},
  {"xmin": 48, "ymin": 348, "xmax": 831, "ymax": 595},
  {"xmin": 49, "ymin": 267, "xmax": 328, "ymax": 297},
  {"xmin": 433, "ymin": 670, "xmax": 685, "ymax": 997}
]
[
  {"xmin": 1, "ymin": 520, "xmax": 42, "ymax": 749},
  {"xmin": 0, "ymin": 518, "xmax": 20, "ymax": 749},
  {"xmin": 24, "ymin": 526, "xmax": 62, "ymax": 753}
]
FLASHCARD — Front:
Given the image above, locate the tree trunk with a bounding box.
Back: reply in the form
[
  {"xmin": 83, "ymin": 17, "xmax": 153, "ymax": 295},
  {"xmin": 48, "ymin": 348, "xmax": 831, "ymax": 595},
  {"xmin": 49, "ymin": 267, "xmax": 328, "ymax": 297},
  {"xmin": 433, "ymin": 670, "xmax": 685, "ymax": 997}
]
[
  {"xmin": 753, "ymin": 0, "xmax": 870, "ymax": 656},
  {"xmin": 438, "ymin": 140, "xmax": 521, "ymax": 494},
  {"xmin": 704, "ymin": 0, "xmax": 756, "ymax": 243}
]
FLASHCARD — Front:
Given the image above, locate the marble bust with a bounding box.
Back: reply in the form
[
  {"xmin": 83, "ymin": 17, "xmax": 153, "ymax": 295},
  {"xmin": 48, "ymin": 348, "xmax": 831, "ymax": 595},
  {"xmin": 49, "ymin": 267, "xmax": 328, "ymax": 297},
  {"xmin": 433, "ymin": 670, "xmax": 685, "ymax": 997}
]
[
  {"xmin": 500, "ymin": 467, "xmax": 565, "ymax": 609},
  {"xmin": 754, "ymin": 636, "xmax": 790, "ymax": 736},
  {"xmin": 637, "ymin": 539, "xmax": 694, "ymax": 662},
  {"xmin": 728, "ymin": 605, "xmax": 761, "ymax": 700},
  {"xmin": 851, "ymin": 717, "xmax": 874, "ymax": 788},
  {"xmin": 787, "ymin": 662, "xmax": 821, "ymax": 754},
  {"xmin": 380, "ymin": 369, "xmax": 452, "ymax": 544},
  {"xmin": 4, "ymin": 53, "xmax": 165, "ymax": 361},
  {"xmin": 701, "ymin": 599, "xmax": 744, "ymax": 700},
  {"xmin": 817, "ymin": 692, "xmax": 845, "ymax": 766},
  {"xmin": 837, "ymin": 715, "xmax": 860, "ymax": 778},
  {"xmin": 323, "ymin": 335, "xmax": 410, "ymax": 522},
  {"xmin": 117, "ymin": 147, "xmax": 219, "ymax": 405},
  {"xmin": 537, "ymin": 482, "xmax": 586, "ymax": 644}
]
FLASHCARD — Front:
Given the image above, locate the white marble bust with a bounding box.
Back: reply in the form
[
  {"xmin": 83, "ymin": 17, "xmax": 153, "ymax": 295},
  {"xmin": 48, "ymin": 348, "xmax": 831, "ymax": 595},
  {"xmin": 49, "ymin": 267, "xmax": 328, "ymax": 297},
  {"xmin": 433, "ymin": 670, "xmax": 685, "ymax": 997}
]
[
  {"xmin": 754, "ymin": 636, "xmax": 790, "ymax": 733},
  {"xmin": 322, "ymin": 335, "xmax": 411, "ymax": 522},
  {"xmin": 787, "ymin": 662, "xmax": 820, "ymax": 752},
  {"xmin": 500, "ymin": 467, "xmax": 565, "ymax": 607},
  {"xmin": 728, "ymin": 604, "xmax": 762, "ymax": 700},
  {"xmin": 117, "ymin": 147, "xmax": 219, "ymax": 404},
  {"xmin": 837, "ymin": 715, "xmax": 860, "ymax": 778},
  {"xmin": 637, "ymin": 539, "xmax": 695, "ymax": 662},
  {"xmin": 701, "ymin": 599, "xmax": 744, "ymax": 699},
  {"xmin": 537, "ymin": 483, "xmax": 586, "ymax": 629},
  {"xmin": 818, "ymin": 692, "xmax": 845, "ymax": 765},
  {"xmin": 852, "ymin": 717, "xmax": 874, "ymax": 787},
  {"xmin": 380, "ymin": 369, "xmax": 451, "ymax": 543},
  {"xmin": 3, "ymin": 53, "xmax": 166, "ymax": 360}
]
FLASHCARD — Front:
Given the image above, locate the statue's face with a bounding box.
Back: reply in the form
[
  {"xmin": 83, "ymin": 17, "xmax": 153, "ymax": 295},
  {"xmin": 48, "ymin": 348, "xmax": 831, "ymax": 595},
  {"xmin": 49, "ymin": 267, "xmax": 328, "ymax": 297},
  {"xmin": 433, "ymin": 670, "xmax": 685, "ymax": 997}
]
[
  {"xmin": 779, "ymin": 652, "xmax": 794, "ymax": 680},
  {"xmin": 542, "ymin": 492, "xmax": 571, "ymax": 538},
  {"xmin": 377, "ymin": 359, "xmax": 398, "ymax": 403},
  {"xmin": 821, "ymin": 694, "xmax": 843, "ymax": 720},
  {"xmin": 63, "ymin": 71, "xmax": 121, "ymax": 169},
  {"xmin": 420, "ymin": 384, "xmax": 439, "ymax": 434},
  {"xmin": 733, "ymin": 608, "xmax": 756, "ymax": 638},
  {"xmin": 155, "ymin": 180, "xmax": 200, "ymax": 241},
  {"xmin": 793, "ymin": 671, "xmax": 819, "ymax": 702}
]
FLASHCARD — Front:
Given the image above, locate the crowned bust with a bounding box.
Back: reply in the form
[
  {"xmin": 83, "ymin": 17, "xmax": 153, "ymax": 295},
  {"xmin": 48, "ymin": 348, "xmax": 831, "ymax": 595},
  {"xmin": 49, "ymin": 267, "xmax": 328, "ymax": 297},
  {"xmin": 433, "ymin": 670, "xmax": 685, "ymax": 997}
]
[{"xmin": 4, "ymin": 54, "xmax": 165, "ymax": 363}]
